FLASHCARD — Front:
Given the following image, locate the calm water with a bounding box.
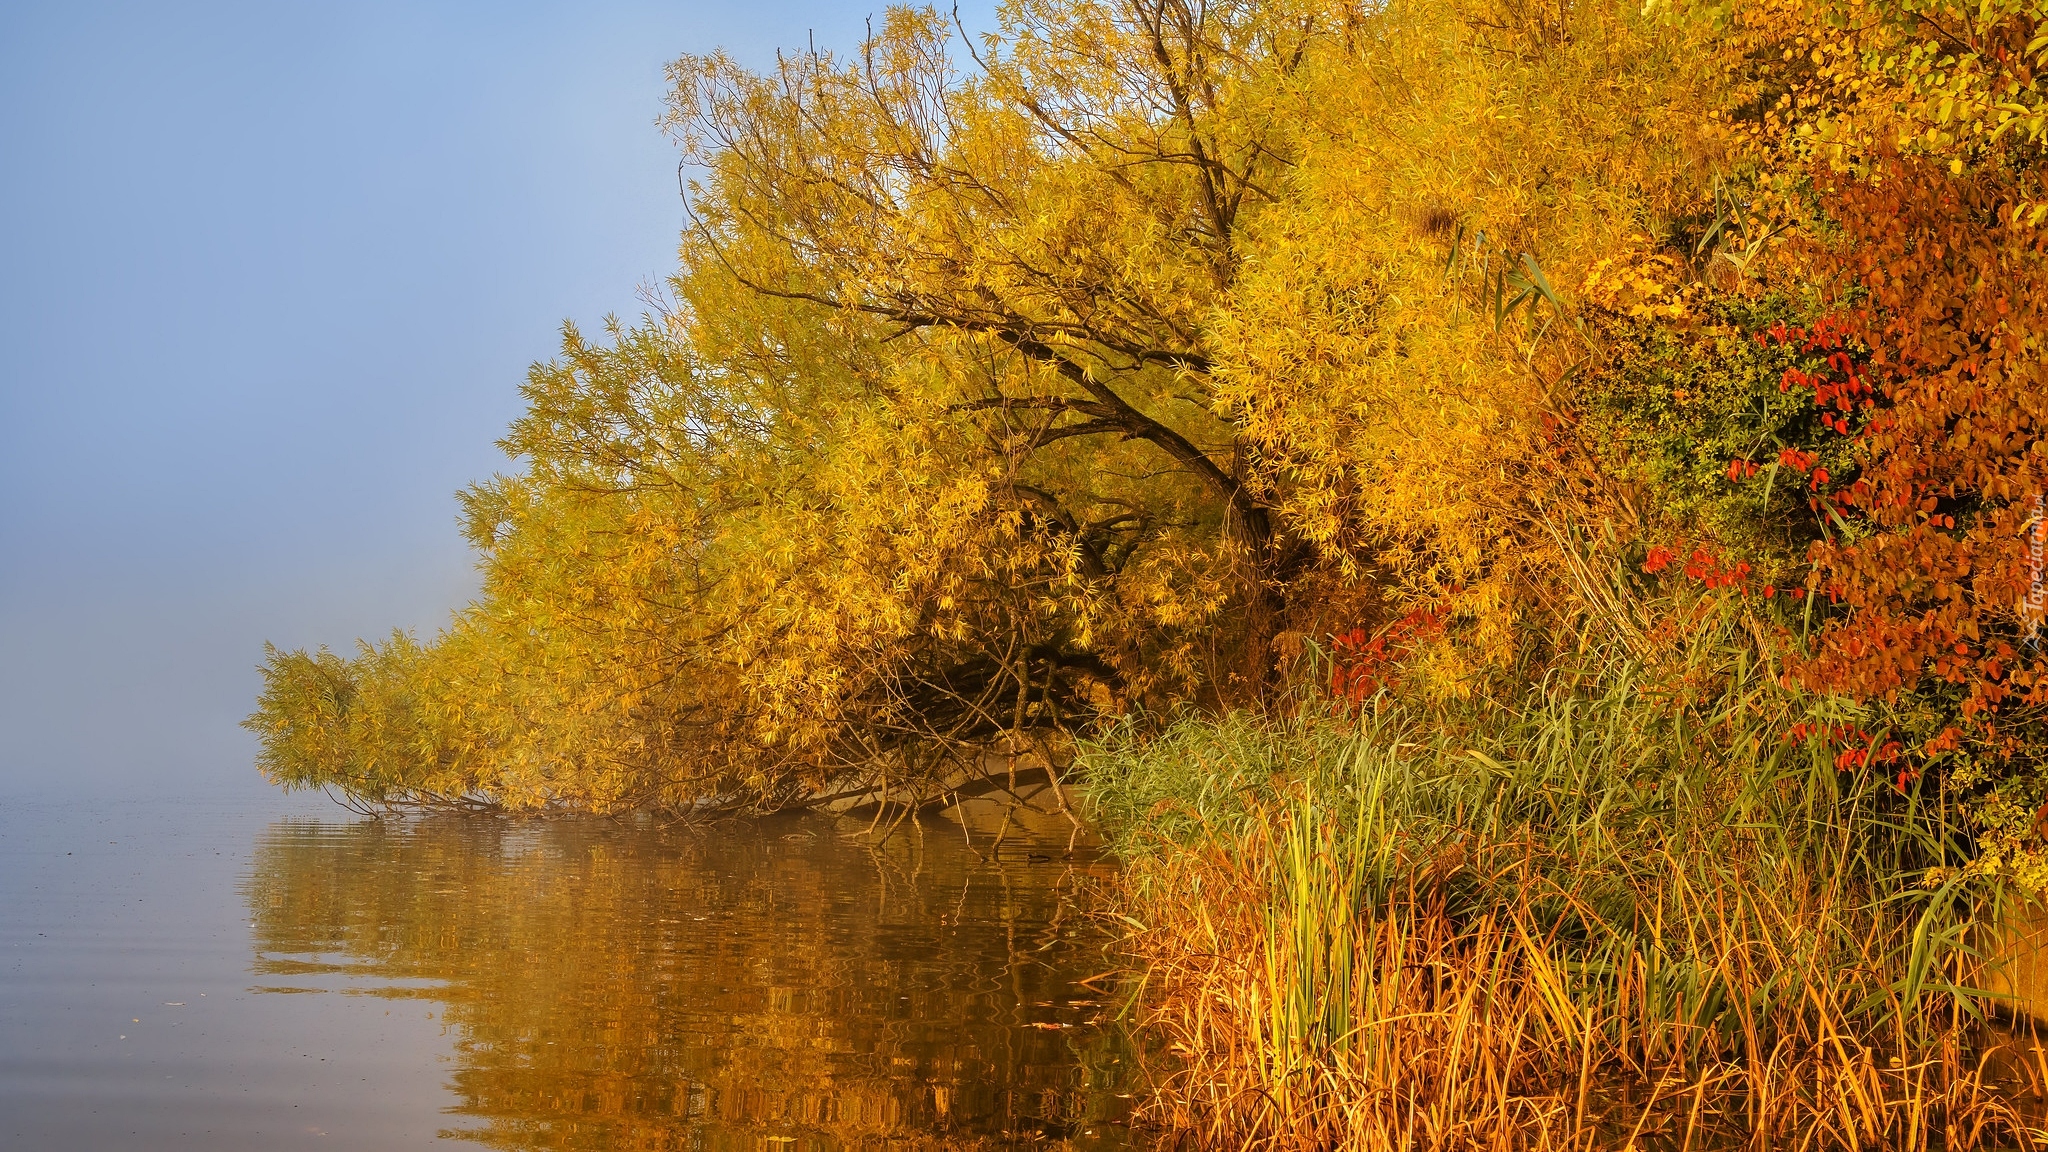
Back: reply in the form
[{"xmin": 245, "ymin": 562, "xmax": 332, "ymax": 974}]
[{"xmin": 0, "ymin": 789, "xmax": 1138, "ymax": 1150}]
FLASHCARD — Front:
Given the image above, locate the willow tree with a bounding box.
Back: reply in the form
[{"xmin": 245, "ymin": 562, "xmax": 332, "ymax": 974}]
[
  {"xmin": 249, "ymin": 0, "xmax": 1759, "ymax": 812},
  {"xmin": 1209, "ymin": 0, "xmax": 1733, "ymax": 681},
  {"xmin": 660, "ymin": 1, "xmax": 1347, "ymax": 702},
  {"xmin": 251, "ymin": 1, "xmax": 1361, "ymax": 812}
]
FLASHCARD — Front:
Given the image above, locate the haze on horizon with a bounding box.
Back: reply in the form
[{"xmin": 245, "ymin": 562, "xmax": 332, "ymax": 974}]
[{"xmin": 0, "ymin": 0, "xmax": 994, "ymax": 798}]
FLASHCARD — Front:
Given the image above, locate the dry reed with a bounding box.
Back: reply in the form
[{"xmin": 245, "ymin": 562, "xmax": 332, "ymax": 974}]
[{"xmin": 1084, "ymin": 643, "xmax": 2048, "ymax": 1150}]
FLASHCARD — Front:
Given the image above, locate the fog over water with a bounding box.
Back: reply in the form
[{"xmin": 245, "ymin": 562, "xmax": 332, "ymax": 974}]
[{"xmin": 0, "ymin": 1, "xmax": 994, "ymax": 799}]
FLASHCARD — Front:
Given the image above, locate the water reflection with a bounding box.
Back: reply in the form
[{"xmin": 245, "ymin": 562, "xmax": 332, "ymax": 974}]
[{"xmin": 242, "ymin": 813, "xmax": 1136, "ymax": 1150}]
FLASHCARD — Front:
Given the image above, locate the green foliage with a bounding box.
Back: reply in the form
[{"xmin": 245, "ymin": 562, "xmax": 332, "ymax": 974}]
[
  {"xmin": 1088, "ymin": 615, "xmax": 1949, "ymax": 909},
  {"xmin": 1080, "ymin": 711, "xmax": 1352, "ymax": 856},
  {"xmin": 1577, "ymin": 293, "xmax": 1854, "ymax": 575}
]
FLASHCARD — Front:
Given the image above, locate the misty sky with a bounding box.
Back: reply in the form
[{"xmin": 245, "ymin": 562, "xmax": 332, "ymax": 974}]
[{"xmin": 0, "ymin": 1, "xmax": 994, "ymax": 797}]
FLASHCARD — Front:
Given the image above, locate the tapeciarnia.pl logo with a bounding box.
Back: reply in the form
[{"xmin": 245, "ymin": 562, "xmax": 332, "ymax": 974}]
[{"xmin": 2027, "ymin": 494, "xmax": 2046, "ymax": 650}]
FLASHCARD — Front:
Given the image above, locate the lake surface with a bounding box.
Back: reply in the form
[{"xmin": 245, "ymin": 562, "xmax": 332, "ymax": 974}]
[{"xmin": 0, "ymin": 788, "xmax": 1138, "ymax": 1150}]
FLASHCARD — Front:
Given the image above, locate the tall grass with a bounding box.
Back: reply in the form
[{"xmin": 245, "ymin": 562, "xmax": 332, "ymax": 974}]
[{"xmin": 1081, "ymin": 634, "xmax": 2045, "ymax": 1149}]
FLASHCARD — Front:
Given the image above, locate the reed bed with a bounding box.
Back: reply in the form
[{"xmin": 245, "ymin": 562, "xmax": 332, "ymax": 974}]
[{"xmin": 1082, "ymin": 646, "xmax": 2048, "ymax": 1150}]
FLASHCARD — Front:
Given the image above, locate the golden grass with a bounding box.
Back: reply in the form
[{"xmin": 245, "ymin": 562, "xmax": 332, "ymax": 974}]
[
  {"xmin": 1126, "ymin": 811, "xmax": 2039, "ymax": 1149},
  {"xmin": 1085, "ymin": 653, "xmax": 2048, "ymax": 1149}
]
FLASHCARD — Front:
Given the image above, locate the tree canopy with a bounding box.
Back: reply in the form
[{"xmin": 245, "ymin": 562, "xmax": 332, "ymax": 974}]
[{"xmin": 251, "ymin": 0, "xmax": 2048, "ymax": 854}]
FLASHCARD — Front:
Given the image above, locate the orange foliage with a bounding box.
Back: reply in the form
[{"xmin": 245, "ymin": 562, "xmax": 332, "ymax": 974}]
[
  {"xmin": 1787, "ymin": 157, "xmax": 2048, "ymax": 750},
  {"xmin": 1326, "ymin": 602, "xmax": 1450, "ymax": 706},
  {"xmin": 1684, "ymin": 0, "xmax": 2048, "ymax": 771}
]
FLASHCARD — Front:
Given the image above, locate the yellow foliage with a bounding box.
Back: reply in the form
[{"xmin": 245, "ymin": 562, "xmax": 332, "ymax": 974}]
[
  {"xmin": 1210, "ymin": 0, "xmax": 1728, "ymax": 681},
  {"xmin": 246, "ymin": 0, "xmax": 1846, "ymax": 807}
]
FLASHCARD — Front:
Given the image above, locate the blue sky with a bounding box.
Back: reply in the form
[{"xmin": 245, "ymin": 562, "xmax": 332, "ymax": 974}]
[{"xmin": 0, "ymin": 1, "xmax": 994, "ymax": 795}]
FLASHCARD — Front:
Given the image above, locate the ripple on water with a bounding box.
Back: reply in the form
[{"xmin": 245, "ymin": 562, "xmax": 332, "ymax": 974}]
[{"xmin": 1, "ymin": 791, "xmax": 1140, "ymax": 1151}]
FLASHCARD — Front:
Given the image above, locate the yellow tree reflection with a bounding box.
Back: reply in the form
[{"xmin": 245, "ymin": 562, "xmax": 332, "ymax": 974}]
[{"xmin": 244, "ymin": 816, "xmax": 1135, "ymax": 1150}]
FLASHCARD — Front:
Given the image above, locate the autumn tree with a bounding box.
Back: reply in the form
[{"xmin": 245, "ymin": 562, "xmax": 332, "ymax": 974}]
[
  {"xmin": 251, "ymin": 0, "xmax": 2048, "ymax": 829},
  {"xmin": 662, "ymin": 1, "xmax": 1346, "ymax": 698},
  {"xmin": 252, "ymin": 1, "xmax": 1373, "ymax": 811}
]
